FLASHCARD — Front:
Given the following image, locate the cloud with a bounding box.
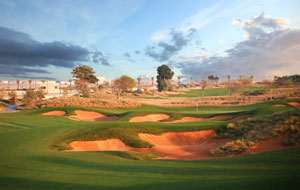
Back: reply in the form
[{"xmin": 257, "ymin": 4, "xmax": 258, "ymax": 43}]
[
  {"xmin": 171, "ymin": 14, "xmax": 300, "ymax": 80},
  {"xmin": 0, "ymin": 26, "xmax": 110, "ymax": 78},
  {"xmin": 123, "ymin": 52, "xmax": 135, "ymax": 62},
  {"xmin": 135, "ymin": 50, "xmax": 141, "ymax": 55},
  {"xmin": 145, "ymin": 28, "xmax": 197, "ymax": 62},
  {"xmin": 92, "ymin": 51, "xmax": 111, "ymax": 66},
  {"xmin": 232, "ymin": 18, "xmax": 241, "ymax": 26}
]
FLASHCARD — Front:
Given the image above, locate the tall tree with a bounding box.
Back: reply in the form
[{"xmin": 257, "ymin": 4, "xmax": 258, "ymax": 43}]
[
  {"xmin": 71, "ymin": 65, "xmax": 98, "ymax": 96},
  {"xmin": 227, "ymin": 75, "xmax": 231, "ymax": 96},
  {"xmin": 177, "ymin": 76, "xmax": 182, "ymax": 87},
  {"xmin": 28, "ymin": 80, "xmax": 32, "ymax": 89},
  {"xmin": 137, "ymin": 77, "xmax": 142, "ymax": 86},
  {"xmin": 200, "ymin": 77, "xmax": 208, "ymax": 97},
  {"xmin": 69, "ymin": 79, "xmax": 73, "ymax": 92},
  {"xmin": 215, "ymin": 76, "xmax": 219, "ymax": 86},
  {"xmin": 156, "ymin": 64, "xmax": 174, "ymax": 92},
  {"xmin": 151, "ymin": 77, "xmax": 155, "ymax": 86},
  {"xmin": 17, "ymin": 80, "xmax": 20, "ymax": 90}
]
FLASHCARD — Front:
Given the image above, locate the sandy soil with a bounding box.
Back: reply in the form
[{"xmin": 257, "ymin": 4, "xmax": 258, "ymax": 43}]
[
  {"xmin": 274, "ymin": 104, "xmax": 286, "ymax": 107},
  {"xmin": 163, "ymin": 115, "xmax": 231, "ymax": 123},
  {"xmin": 66, "ymin": 130, "xmax": 230, "ymax": 160},
  {"xmin": 69, "ymin": 110, "xmax": 118, "ymax": 122},
  {"xmin": 129, "ymin": 114, "xmax": 170, "ymax": 122},
  {"xmin": 41, "ymin": 110, "xmax": 66, "ymax": 116},
  {"xmin": 288, "ymin": 102, "xmax": 300, "ymax": 106},
  {"xmin": 66, "ymin": 130, "xmax": 300, "ymax": 160},
  {"xmin": 242, "ymin": 136, "xmax": 300, "ymax": 155},
  {"xmin": 227, "ymin": 114, "xmax": 251, "ymax": 122}
]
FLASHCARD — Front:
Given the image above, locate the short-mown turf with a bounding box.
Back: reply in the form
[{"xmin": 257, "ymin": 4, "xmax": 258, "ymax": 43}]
[{"xmin": 0, "ymin": 99, "xmax": 299, "ymax": 190}]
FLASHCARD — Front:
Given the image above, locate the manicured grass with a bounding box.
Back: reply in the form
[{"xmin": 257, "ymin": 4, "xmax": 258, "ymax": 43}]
[
  {"xmin": 169, "ymin": 86, "xmax": 266, "ymax": 97},
  {"xmin": 0, "ymin": 99, "xmax": 299, "ymax": 189}
]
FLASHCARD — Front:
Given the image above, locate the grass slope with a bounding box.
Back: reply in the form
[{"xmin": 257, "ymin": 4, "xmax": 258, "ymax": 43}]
[
  {"xmin": 0, "ymin": 99, "xmax": 299, "ymax": 189},
  {"xmin": 170, "ymin": 86, "xmax": 266, "ymax": 97}
]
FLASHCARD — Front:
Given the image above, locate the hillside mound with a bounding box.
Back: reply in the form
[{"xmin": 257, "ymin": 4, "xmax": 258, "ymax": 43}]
[
  {"xmin": 41, "ymin": 111, "xmax": 66, "ymax": 116},
  {"xmin": 69, "ymin": 110, "xmax": 118, "ymax": 122},
  {"xmin": 129, "ymin": 114, "xmax": 170, "ymax": 122}
]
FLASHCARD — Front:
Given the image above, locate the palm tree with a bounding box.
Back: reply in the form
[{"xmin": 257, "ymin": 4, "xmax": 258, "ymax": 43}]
[
  {"xmin": 151, "ymin": 77, "xmax": 154, "ymax": 86},
  {"xmin": 137, "ymin": 77, "xmax": 142, "ymax": 86},
  {"xmin": 47, "ymin": 80, "xmax": 48, "ymax": 94},
  {"xmin": 69, "ymin": 79, "xmax": 72, "ymax": 89},
  {"xmin": 227, "ymin": 75, "xmax": 231, "ymax": 96},
  {"xmin": 57, "ymin": 81, "xmax": 62, "ymax": 94},
  {"xmin": 17, "ymin": 80, "xmax": 20, "ymax": 90},
  {"xmin": 28, "ymin": 80, "xmax": 32, "ymax": 89},
  {"xmin": 215, "ymin": 76, "xmax": 219, "ymax": 86},
  {"xmin": 177, "ymin": 76, "xmax": 182, "ymax": 87}
]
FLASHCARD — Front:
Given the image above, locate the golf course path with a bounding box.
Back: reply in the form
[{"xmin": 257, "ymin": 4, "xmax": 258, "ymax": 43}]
[{"xmin": 0, "ymin": 104, "xmax": 21, "ymax": 113}]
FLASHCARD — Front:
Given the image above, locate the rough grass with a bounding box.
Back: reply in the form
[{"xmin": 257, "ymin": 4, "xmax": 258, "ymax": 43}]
[
  {"xmin": 0, "ymin": 99, "xmax": 300, "ymax": 189},
  {"xmin": 211, "ymin": 104, "xmax": 300, "ymax": 155},
  {"xmin": 170, "ymin": 86, "xmax": 266, "ymax": 97}
]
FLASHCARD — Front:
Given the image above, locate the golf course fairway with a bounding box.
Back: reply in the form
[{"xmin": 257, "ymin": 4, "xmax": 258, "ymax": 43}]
[{"xmin": 0, "ymin": 100, "xmax": 300, "ymax": 189}]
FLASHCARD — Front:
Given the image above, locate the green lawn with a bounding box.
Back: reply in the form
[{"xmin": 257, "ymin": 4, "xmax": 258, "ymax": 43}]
[
  {"xmin": 169, "ymin": 86, "xmax": 266, "ymax": 97},
  {"xmin": 0, "ymin": 99, "xmax": 299, "ymax": 189}
]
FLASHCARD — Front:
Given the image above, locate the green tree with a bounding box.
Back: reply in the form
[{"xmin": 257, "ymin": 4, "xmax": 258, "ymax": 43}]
[
  {"xmin": 274, "ymin": 76, "xmax": 291, "ymax": 87},
  {"xmin": 156, "ymin": 64, "xmax": 174, "ymax": 92},
  {"xmin": 36, "ymin": 89, "xmax": 46, "ymax": 101},
  {"xmin": 71, "ymin": 65, "xmax": 98, "ymax": 96},
  {"xmin": 114, "ymin": 75, "xmax": 136, "ymax": 96},
  {"xmin": 22, "ymin": 89, "xmax": 37, "ymax": 106}
]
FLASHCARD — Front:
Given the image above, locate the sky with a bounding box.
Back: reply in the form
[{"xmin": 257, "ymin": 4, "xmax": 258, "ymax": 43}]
[{"xmin": 0, "ymin": 0, "xmax": 299, "ymax": 81}]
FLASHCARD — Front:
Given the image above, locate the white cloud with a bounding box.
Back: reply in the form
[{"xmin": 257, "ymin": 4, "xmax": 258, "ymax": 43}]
[
  {"xmin": 151, "ymin": 29, "xmax": 170, "ymax": 41},
  {"xmin": 232, "ymin": 18, "xmax": 241, "ymax": 26},
  {"xmin": 172, "ymin": 14, "xmax": 300, "ymax": 80}
]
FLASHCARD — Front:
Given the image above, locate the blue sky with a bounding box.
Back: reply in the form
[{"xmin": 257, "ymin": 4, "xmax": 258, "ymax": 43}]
[{"xmin": 0, "ymin": 0, "xmax": 299, "ymax": 81}]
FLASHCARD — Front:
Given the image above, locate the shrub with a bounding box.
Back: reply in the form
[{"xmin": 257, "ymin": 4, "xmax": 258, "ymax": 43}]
[
  {"xmin": 22, "ymin": 89, "xmax": 37, "ymax": 106},
  {"xmin": 211, "ymin": 110, "xmax": 300, "ymax": 155},
  {"xmin": 36, "ymin": 89, "xmax": 46, "ymax": 101}
]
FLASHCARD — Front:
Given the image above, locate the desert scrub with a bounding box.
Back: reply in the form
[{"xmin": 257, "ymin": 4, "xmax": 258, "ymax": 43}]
[{"xmin": 211, "ymin": 109, "xmax": 300, "ymax": 155}]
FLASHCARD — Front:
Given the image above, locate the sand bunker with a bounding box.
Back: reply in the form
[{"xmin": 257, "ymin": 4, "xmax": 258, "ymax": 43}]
[
  {"xmin": 227, "ymin": 114, "xmax": 251, "ymax": 122},
  {"xmin": 69, "ymin": 110, "xmax": 118, "ymax": 122},
  {"xmin": 41, "ymin": 110, "xmax": 66, "ymax": 116},
  {"xmin": 274, "ymin": 104, "xmax": 286, "ymax": 107},
  {"xmin": 288, "ymin": 102, "xmax": 300, "ymax": 106},
  {"xmin": 67, "ymin": 130, "xmax": 230, "ymax": 160},
  {"xmin": 66, "ymin": 130, "xmax": 300, "ymax": 160},
  {"xmin": 129, "ymin": 114, "xmax": 170, "ymax": 122},
  {"xmin": 163, "ymin": 115, "xmax": 231, "ymax": 123}
]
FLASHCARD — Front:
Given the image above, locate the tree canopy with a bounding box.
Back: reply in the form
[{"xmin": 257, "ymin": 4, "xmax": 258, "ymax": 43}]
[
  {"xmin": 114, "ymin": 75, "xmax": 136, "ymax": 94},
  {"xmin": 71, "ymin": 65, "xmax": 98, "ymax": 96},
  {"xmin": 156, "ymin": 64, "xmax": 174, "ymax": 92}
]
